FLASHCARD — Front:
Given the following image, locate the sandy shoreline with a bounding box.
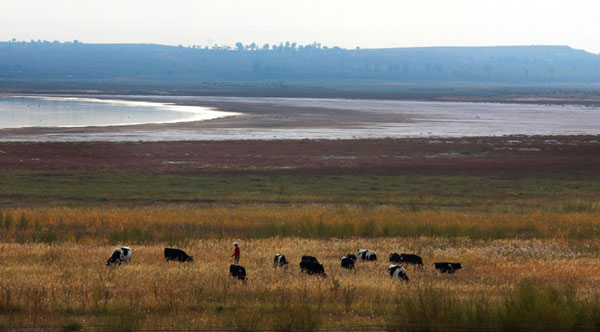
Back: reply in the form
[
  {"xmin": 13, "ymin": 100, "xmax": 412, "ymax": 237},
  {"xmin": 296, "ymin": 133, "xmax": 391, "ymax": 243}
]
[{"xmin": 0, "ymin": 94, "xmax": 599, "ymax": 141}]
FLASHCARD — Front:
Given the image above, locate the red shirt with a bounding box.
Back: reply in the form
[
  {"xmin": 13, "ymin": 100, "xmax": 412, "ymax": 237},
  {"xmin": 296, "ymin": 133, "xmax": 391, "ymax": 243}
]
[{"xmin": 233, "ymin": 246, "xmax": 240, "ymax": 257}]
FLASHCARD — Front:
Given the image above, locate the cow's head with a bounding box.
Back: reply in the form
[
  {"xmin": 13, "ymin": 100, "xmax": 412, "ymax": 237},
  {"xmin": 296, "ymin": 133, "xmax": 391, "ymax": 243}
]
[
  {"xmin": 357, "ymin": 249, "xmax": 367, "ymax": 258},
  {"xmin": 106, "ymin": 250, "xmax": 121, "ymax": 266},
  {"xmin": 186, "ymin": 256, "xmax": 194, "ymax": 262}
]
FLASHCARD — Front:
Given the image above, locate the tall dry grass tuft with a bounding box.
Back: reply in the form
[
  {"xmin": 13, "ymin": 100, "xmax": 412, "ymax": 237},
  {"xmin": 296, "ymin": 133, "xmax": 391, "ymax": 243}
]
[
  {"xmin": 386, "ymin": 288, "xmax": 493, "ymax": 331},
  {"xmin": 385, "ymin": 280, "xmax": 600, "ymax": 332},
  {"xmin": 271, "ymin": 299, "xmax": 322, "ymax": 332},
  {"xmin": 501, "ymin": 279, "xmax": 583, "ymax": 330}
]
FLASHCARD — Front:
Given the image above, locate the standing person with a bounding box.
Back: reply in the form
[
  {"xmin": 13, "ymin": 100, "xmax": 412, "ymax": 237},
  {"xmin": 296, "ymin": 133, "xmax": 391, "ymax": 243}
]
[{"xmin": 232, "ymin": 241, "xmax": 240, "ymax": 263}]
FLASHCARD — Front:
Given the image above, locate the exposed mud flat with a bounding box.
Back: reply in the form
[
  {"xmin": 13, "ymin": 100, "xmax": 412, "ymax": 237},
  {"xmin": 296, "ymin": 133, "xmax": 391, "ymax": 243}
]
[
  {"xmin": 1, "ymin": 135, "xmax": 598, "ymax": 177},
  {"xmin": 0, "ymin": 95, "xmax": 599, "ymax": 141}
]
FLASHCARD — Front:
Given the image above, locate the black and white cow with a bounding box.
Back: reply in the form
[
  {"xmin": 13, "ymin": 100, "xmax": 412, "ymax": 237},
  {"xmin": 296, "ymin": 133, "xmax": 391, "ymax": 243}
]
[
  {"xmin": 106, "ymin": 247, "xmax": 131, "ymax": 266},
  {"xmin": 164, "ymin": 248, "xmax": 194, "ymax": 262},
  {"xmin": 274, "ymin": 254, "xmax": 288, "ymax": 267},
  {"xmin": 357, "ymin": 249, "xmax": 377, "ymax": 261},
  {"xmin": 390, "ymin": 253, "xmax": 424, "ymax": 268},
  {"xmin": 301, "ymin": 255, "xmax": 319, "ymax": 264},
  {"xmin": 300, "ymin": 260, "xmax": 326, "ymax": 276},
  {"xmin": 341, "ymin": 254, "xmax": 357, "ymax": 269},
  {"xmin": 230, "ymin": 264, "xmax": 247, "ymax": 281},
  {"xmin": 433, "ymin": 262, "xmax": 462, "ymax": 274},
  {"xmin": 388, "ymin": 265, "xmax": 409, "ymax": 281}
]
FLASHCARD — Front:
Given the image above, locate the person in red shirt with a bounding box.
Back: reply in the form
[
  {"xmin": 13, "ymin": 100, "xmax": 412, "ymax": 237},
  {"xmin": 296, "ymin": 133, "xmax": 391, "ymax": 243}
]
[{"xmin": 232, "ymin": 241, "xmax": 240, "ymax": 263}]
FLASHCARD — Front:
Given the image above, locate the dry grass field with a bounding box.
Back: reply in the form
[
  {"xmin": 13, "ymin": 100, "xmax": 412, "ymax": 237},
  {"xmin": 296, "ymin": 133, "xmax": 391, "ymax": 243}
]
[
  {"xmin": 2, "ymin": 205, "xmax": 600, "ymax": 331},
  {"xmin": 3, "ymin": 238, "xmax": 600, "ymax": 331},
  {"xmin": 1, "ymin": 137, "xmax": 599, "ymax": 331},
  {"xmin": 1, "ymin": 205, "xmax": 600, "ymax": 243}
]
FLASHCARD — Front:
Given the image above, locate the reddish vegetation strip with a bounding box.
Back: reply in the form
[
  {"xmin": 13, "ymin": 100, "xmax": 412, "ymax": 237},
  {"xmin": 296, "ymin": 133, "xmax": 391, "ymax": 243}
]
[{"xmin": 0, "ymin": 136, "xmax": 598, "ymax": 178}]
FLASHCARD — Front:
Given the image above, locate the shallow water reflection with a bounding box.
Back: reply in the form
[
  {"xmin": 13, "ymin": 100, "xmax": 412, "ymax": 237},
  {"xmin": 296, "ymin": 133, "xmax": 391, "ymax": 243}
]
[{"xmin": 0, "ymin": 95, "xmax": 236, "ymax": 128}]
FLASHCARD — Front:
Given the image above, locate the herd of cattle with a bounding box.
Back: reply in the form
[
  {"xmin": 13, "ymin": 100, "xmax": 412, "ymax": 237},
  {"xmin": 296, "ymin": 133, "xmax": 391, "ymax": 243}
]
[{"xmin": 106, "ymin": 247, "xmax": 461, "ymax": 282}]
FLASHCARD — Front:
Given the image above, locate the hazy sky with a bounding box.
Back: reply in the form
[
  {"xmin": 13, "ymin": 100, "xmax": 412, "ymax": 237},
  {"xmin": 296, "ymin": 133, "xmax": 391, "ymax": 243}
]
[{"xmin": 2, "ymin": 0, "xmax": 599, "ymax": 53}]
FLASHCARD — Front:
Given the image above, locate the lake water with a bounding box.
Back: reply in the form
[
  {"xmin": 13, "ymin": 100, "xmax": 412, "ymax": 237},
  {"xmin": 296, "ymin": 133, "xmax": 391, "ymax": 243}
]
[{"xmin": 0, "ymin": 95, "xmax": 237, "ymax": 128}]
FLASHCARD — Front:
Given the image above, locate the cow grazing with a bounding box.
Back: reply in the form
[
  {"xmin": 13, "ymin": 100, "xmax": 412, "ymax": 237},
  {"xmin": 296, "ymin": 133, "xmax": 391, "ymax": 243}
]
[
  {"xmin": 388, "ymin": 265, "xmax": 409, "ymax": 281},
  {"xmin": 300, "ymin": 261, "xmax": 326, "ymax": 276},
  {"xmin": 434, "ymin": 262, "xmax": 462, "ymax": 274},
  {"xmin": 390, "ymin": 253, "xmax": 424, "ymax": 268},
  {"xmin": 301, "ymin": 255, "xmax": 319, "ymax": 264},
  {"xmin": 274, "ymin": 254, "xmax": 288, "ymax": 267},
  {"xmin": 164, "ymin": 248, "xmax": 193, "ymax": 263},
  {"xmin": 230, "ymin": 264, "xmax": 247, "ymax": 281},
  {"xmin": 389, "ymin": 252, "xmax": 402, "ymax": 263},
  {"xmin": 106, "ymin": 247, "xmax": 131, "ymax": 266},
  {"xmin": 341, "ymin": 254, "xmax": 357, "ymax": 269},
  {"xmin": 357, "ymin": 249, "xmax": 377, "ymax": 261}
]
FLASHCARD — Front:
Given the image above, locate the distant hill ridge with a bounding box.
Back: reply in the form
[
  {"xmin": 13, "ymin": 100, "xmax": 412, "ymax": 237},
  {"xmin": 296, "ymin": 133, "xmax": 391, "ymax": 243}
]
[{"xmin": 1, "ymin": 42, "xmax": 599, "ymax": 83}]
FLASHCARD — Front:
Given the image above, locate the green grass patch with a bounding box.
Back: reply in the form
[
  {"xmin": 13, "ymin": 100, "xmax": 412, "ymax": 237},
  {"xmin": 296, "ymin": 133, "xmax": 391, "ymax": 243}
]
[{"xmin": 0, "ymin": 171, "xmax": 598, "ymax": 213}]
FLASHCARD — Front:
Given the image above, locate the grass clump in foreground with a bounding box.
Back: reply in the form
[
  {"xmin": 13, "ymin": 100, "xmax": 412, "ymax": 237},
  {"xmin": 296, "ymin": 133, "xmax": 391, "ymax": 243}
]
[{"xmin": 386, "ymin": 280, "xmax": 600, "ymax": 331}]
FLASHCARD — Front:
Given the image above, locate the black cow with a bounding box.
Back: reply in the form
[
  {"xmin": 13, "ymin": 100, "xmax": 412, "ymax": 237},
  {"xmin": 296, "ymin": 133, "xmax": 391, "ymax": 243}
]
[
  {"xmin": 300, "ymin": 261, "xmax": 326, "ymax": 276},
  {"xmin": 434, "ymin": 262, "xmax": 462, "ymax": 274},
  {"xmin": 340, "ymin": 254, "xmax": 357, "ymax": 269},
  {"xmin": 164, "ymin": 248, "xmax": 193, "ymax": 262},
  {"xmin": 301, "ymin": 255, "xmax": 319, "ymax": 264},
  {"xmin": 388, "ymin": 265, "xmax": 409, "ymax": 281},
  {"xmin": 274, "ymin": 254, "xmax": 288, "ymax": 267},
  {"xmin": 230, "ymin": 264, "xmax": 247, "ymax": 281},
  {"xmin": 391, "ymin": 253, "xmax": 424, "ymax": 268},
  {"xmin": 106, "ymin": 247, "xmax": 131, "ymax": 266},
  {"xmin": 357, "ymin": 249, "xmax": 377, "ymax": 261},
  {"xmin": 389, "ymin": 252, "xmax": 402, "ymax": 263}
]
